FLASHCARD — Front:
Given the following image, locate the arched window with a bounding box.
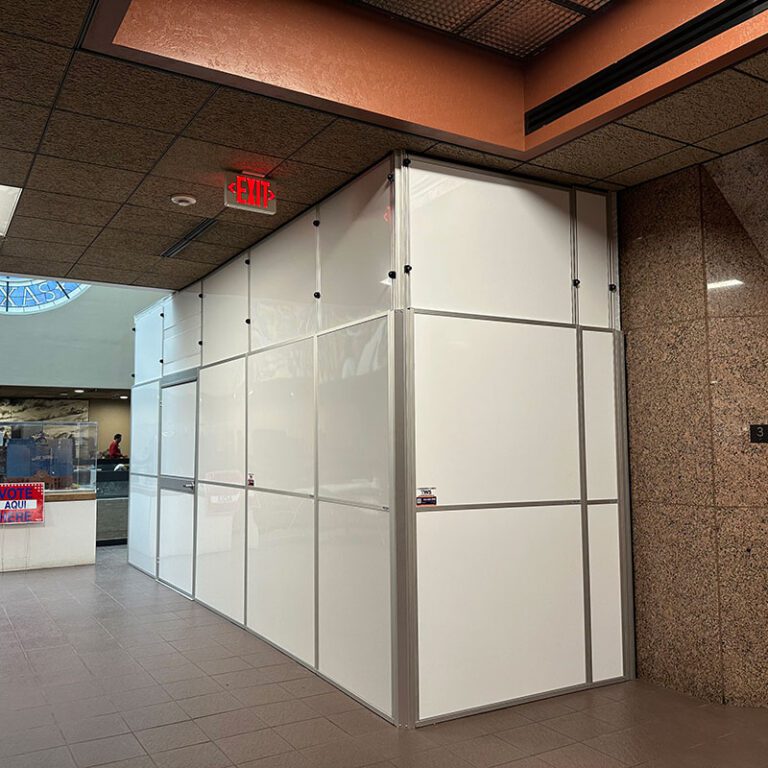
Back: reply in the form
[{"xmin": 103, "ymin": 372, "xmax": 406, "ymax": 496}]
[{"xmin": 0, "ymin": 277, "xmax": 90, "ymax": 314}]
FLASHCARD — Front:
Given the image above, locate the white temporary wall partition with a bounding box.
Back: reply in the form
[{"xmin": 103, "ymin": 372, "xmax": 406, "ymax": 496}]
[{"xmin": 129, "ymin": 153, "xmax": 630, "ymax": 728}]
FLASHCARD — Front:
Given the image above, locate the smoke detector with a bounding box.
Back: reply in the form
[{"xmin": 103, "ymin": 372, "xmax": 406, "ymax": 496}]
[{"xmin": 170, "ymin": 194, "xmax": 197, "ymax": 207}]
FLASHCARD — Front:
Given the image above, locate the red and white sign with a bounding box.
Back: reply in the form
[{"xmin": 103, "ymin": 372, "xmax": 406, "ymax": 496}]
[
  {"xmin": 224, "ymin": 172, "xmax": 277, "ymax": 215},
  {"xmin": 0, "ymin": 482, "xmax": 45, "ymax": 525}
]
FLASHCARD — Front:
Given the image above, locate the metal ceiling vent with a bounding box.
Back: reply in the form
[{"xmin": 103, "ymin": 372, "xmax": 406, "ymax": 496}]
[
  {"xmin": 526, "ymin": 0, "xmax": 768, "ymax": 133},
  {"xmin": 160, "ymin": 218, "xmax": 218, "ymax": 259}
]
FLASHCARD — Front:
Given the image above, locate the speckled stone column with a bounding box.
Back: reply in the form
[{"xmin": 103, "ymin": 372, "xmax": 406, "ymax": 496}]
[{"xmin": 620, "ymin": 158, "xmax": 768, "ymax": 707}]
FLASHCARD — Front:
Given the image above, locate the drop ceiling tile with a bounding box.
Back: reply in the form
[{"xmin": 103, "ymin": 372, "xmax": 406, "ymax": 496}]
[
  {"xmin": 26, "ymin": 156, "xmax": 144, "ymax": 202},
  {"xmin": 606, "ymin": 146, "xmax": 717, "ymax": 187},
  {"xmin": 57, "ymin": 53, "xmax": 216, "ymax": 133},
  {"xmin": 0, "ymin": 256, "xmax": 73, "ymax": 280},
  {"xmin": 424, "ymin": 143, "xmax": 522, "ymax": 172},
  {"xmin": 218, "ymin": 198, "xmax": 308, "ymax": 229},
  {"xmin": 290, "ymin": 118, "xmax": 433, "ymax": 173},
  {"xmin": 734, "ymin": 51, "xmax": 768, "ymax": 81},
  {"xmin": 588, "ymin": 180, "xmax": 625, "ymax": 191},
  {"xmin": 67, "ymin": 263, "xmax": 142, "ymax": 284},
  {"xmin": 0, "ymin": 148, "xmax": 33, "ymax": 186},
  {"xmin": 463, "ymin": 0, "xmax": 581, "ymax": 58},
  {"xmin": 0, "ymin": 32, "xmax": 70, "ymax": 106},
  {"xmin": 40, "ymin": 111, "xmax": 174, "ymax": 172},
  {"xmin": 128, "ymin": 176, "xmax": 224, "ymax": 218},
  {"xmin": 88, "ymin": 228, "xmax": 174, "ymax": 259},
  {"xmin": 514, "ymin": 163, "xmax": 595, "ymax": 186},
  {"xmin": 184, "ymin": 87, "xmax": 334, "ymax": 157},
  {"xmin": 153, "ymin": 137, "xmax": 281, "ymax": 187},
  {"xmin": 152, "ymin": 258, "xmax": 216, "ymax": 282},
  {"xmin": 6, "ymin": 215, "xmax": 100, "ymax": 246},
  {"xmin": 0, "ymin": 238, "xmax": 84, "ymax": 263},
  {"xmin": 358, "ymin": 0, "xmax": 496, "ymax": 32},
  {"xmin": 696, "ymin": 114, "xmax": 768, "ymax": 154},
  {"xmin": 15, "ymin": 189, "xmax": 120, "ymax": 227},
  {"xmin": 532, "ymin": 123, "xmax": 683, "ymax": 179},
  {"xmin": 266, "ymin": 160, "xmax": 352, "ymax": 204},
  {"xmin": 0, "ymin": 0, "xmax": 92, "ymax": 46},
  {"xmin": 197, "ymin": 220, "xmax": 271, "ymax": 249},
  {"xmin": 78, "ymin": 248, "xmax": 164, "ymax": 272},
  {"xmin": 0, "ymin": 98, "xmax": 49, "ymax": 152},
  {"xmin": 618, "ymin": 70, "xmax": 768, "ymax": 144},
  {"xmin": 109, "ymin": 204, "xmax": 205, "ymax": 240},
  {"xmin": 175, "ymin": 240, "xmax": 240, "ymax": 264}
]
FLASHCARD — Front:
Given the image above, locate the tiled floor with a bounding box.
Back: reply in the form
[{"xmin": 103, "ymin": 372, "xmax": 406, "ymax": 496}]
[{"xmin": 2, "ymin": 549, "xmax": 768, "ymax": 768}]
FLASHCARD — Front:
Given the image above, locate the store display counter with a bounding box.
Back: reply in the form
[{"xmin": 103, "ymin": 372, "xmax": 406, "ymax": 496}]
[{"xmin": 0, "ymin": 490, "xmax": 97, "ymax": 572}]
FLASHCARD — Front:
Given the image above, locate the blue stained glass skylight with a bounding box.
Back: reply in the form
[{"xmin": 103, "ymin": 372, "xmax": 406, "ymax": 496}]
[{"xmin": 0, "ymin": 276, "xmax": 91, "ymax": 314}]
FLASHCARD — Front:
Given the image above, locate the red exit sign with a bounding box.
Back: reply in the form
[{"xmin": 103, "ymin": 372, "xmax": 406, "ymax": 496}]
[{"xmin": 224, "ymin": 172, "xmax": 277, "ymax": 215}]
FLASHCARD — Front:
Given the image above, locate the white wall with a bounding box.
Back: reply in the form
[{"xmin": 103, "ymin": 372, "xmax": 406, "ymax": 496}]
[{"xmin": 0, "ymin": 284, "xmax": 166, "ymax": 388}]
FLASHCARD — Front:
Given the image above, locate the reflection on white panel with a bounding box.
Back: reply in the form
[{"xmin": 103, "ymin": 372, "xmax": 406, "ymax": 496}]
[
  {"xmin": 203, "ymin": 256, "xmax": 249, "ymax": 365},
  {"xmin": 250, "ymin": 212, "xmax": 317, "ymax": 349},
  {"xmin": 196, "ymin": 483, "xmax": 245, "ymax": 622},
  {"xmin": 128, "ymin": 474, "xmax": 157, "ymax": 575},
  {"xmin": 160, "ymin": 382, "xmax": 197, "ymax": 479},
  {"xmin": 417, "ymin": 506, "xmax": 585, "ymax": 719},
  {"xmin": 247, "ymin": 491, "xmax": 314, "ymax": 664},
  {"xmin": 588, "ymin": 504, "xmax": 624, "ymax": 681},
  {"xmin": 134, "ymin": 307, "xmax": 163, "ymax": 383},
  {"xmin": 576, "ymin": 191, "xmax": 611, "ymax": 329},
  {"xmin": 319, "ymin": 501, "xmax": 391, "ymax": 715},
  {"xmin": 130, "ymin": 381, "xmax": 159, "ymax": 476},
  {"xmin": 414, "ymin": 314, "xmax": 580, "ymax": 505},
  {"xmin": 199, "ymin": 359, "xmax": 246, "ymax": 485},
  {"xmin": 319, "ymin": 161, "xmax": 392, "ymax": 328},
  {"xmin": 409, "ymin": 161, "xmax": 572, "ymax": 323},
  {"xmin": 158, "ymin": 489, "xmax": 194, "ymax": 595},
  {"xmin": 248, "ymin": 341, "xmax": 313, "ymax": 494},
  {"xmin": 318, "ymin": 317, "xmax": 389, "ymax": 508},
  {"xmin": 163, "ymin": 282, "xmax": 201, "ymax": 375},
  {"xmin": 583, "ymin": 331, "xmax": 618, "ymax": 500}
]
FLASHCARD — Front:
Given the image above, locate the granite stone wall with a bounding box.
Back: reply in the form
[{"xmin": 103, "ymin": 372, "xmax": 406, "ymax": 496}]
[{"xmin": 620, "ymin": 160, "xmax": 768, "ymax": 706}]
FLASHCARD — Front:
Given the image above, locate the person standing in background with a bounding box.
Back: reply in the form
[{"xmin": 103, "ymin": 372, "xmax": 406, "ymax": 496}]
[{"xmin": 107, "ymin": 433, "xmax": 124, "ymax": 458}]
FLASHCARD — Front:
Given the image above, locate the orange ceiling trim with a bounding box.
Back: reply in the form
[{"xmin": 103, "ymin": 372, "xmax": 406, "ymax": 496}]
[{"xmin": 84, "ymin": 0, "xmax": 768, "ymax": 160}]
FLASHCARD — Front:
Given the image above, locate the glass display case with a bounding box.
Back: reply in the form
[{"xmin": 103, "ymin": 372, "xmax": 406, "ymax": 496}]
[{"xmin": 0, "ymin": 421, "xmax": 97, "ymax": 491}]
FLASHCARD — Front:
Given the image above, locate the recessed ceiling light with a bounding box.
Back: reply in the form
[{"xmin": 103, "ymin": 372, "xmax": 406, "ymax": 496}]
[
  {"xmin": 707, "ymin": 278, "xmax": 744, "ymax": 290},
  {"xmin": 0, "ymin": 184, "xmax": 22, "ymax": 237},
  {"xmin": 74, "ymin": 389, "xmax": 84, "ymax": 393},
  {"xmin": 171, "ymin": 194, "xmax": 197, "ymax": 207},
  {"xmin": 119, "ymin": 395, "xmax": 128, "ymax": 400}
]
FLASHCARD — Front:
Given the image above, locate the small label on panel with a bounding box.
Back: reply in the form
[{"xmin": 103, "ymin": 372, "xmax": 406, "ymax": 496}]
[
  {"xmin": 247, "ymin": 473, "xmax": 255, "ymax": 487},
  {"xmin": 416, "ymin": 487, "xmax": 437, "ymax": 506},
  {"xmin": 750, "ymin": 425, "xmax": 768, "ymax": 443}
]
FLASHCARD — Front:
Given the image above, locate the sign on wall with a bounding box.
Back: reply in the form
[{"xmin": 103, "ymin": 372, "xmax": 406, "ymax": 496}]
[
  {"xmin": 224, "ymin": 172, "xmax": 277, "ymax": 215},
  {"xmin": 0, "ymin": 482, "xmax": 45, "ymax": 525}
]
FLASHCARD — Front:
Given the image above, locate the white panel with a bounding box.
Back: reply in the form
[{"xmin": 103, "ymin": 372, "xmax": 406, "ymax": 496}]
[
  {"xmin": 134, "ymin": 305, "xmax": 163, "ymax": 383},
  {"xmin": 202, "ymin": 255, "xmax": 249, "ymax": 365},
  {"xmin": 588, "ymin": 504, "xmax": 624, "ymax": 682},
  {"xmin": 319, "ymin": 161, "xmax": 392, "ymax": 329},
  {"xmin": 163, "ymin": 282, "xmax": 201, "ymax": 375},
  {"xmin": 414, "ymin": 314, "xmax": 580, "ymax": 506},
  {"xmin": 196, "ymin": 483, "xmax": 245, "ymax": 622},
  {"xmin": 319, "ymin": 501, "xmax": 391, "ymax": 715},
  {"xmin": 130, "ymin": 381, "xmax": 159, "ymax": 476},
  {"xmin": 199, "ymin": 358, "xmax": 246, "ymax": 485},
  {"xmin": 409, "ymin": 162, "xmax": 572, "ymax": 323},
  {"xmin": 247, "ymin": 491, "xmax": 314, "ymax": 664},
  {"xmin": 583, "ymin": 331, "xmax": 618, "ymax": 500},
  {"xmin": 318, "ymin": 317, "xmax": 389, "ymax": 508},
  {"xmin": 158, "ymin": 489, "xmax": 194, "ymax": 594},
  {"xmin": 160, "ymin": 381, "xmax": 197, "ymax": 479},
  {"xmin": 417, "ymin": 506, "xmax": 585, "ymax": 719},
  {"xmin": 0, "ymin": 500, "xmax": 96, "ymax": 571},
  {"xmin": 250, "ymin": 212, "xmax": 317, "ymax": 349},
  {"xmin": 248, "ymin": 340, "xmax": 313, "ymax": 494},
  {"xmin": 128, "ymin": 474, "xmax": 157, "ymax": 575},
  {"xmin": 576, "ymin": 191, "xmax": 612, "ymax": 328}
]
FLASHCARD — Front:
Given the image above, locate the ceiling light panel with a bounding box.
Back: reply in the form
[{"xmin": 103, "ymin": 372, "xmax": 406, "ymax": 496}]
[{"xmin": 0, "ymin": 185, "xmax": 22, "ymax": 237}]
